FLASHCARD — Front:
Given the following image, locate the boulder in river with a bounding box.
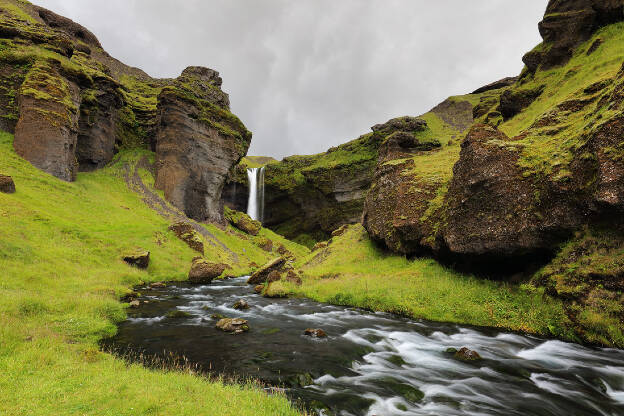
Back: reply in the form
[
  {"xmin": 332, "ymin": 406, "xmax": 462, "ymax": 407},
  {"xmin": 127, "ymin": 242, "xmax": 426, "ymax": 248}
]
[
  {"xmin": 0, "ymin": 175, "xmax": 15, "ymax": 193},
  {"xmin": 122, "ymin": 249, "xmax": 150, "ymax": 269},
  {"xmin": 216, "ymin": 318, "xmax": 249, "ymax": 334},
  {"xmin": 254, "ymin": 285, "xmax": 264, "ymax": 294},
  {"xmin": 454, "ymin": 347, "xmax": 482, "ymax": 361},
  {"xmin": 247, "ymin": 257, "xmax": 287, "ymax": 285},
  {"xmin": 128, "ymin": 300, "xmax": 140, "ymax": 308},
  {"xmin": 304, "ymin": 328, "xmax": 327, "ymax": 338},
  {"xmin": 188, "ymin": 258, "xmax": 227, "ymax": 284},
  {"xmin": 233, "ymin": 299, "xmax": 250, "ymax": 310}
]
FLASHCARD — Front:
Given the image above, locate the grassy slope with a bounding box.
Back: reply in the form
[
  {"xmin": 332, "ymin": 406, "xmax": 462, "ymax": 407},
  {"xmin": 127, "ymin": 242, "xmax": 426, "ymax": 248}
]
[
  {"xmin": 0, "ymin": 132, "xmax": 303, "ymax": 416},
  {"xmin": 501, "ymin": 23, "xmax": 624, "ymax": 178},
  {"xmin": 268, "ymin": 225, "xmax": 571, "ymax": 339}
]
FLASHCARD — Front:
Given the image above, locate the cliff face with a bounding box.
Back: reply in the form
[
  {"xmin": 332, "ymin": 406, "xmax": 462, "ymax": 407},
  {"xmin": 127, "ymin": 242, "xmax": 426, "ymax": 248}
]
[
  {"xmin": 0, "ymin": 0, "xmax": 250, "ymax": 222},
  {"xmin": 524, "ymin": 0, "xmax": 624, "ymax": 72},
  {"xmin": 154, "ymin": 67, "xmax": 251, "ymax": 223}
]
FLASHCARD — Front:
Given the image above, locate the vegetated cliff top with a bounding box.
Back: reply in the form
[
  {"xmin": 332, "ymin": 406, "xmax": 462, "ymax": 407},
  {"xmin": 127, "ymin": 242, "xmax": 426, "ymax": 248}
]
[{"xmin": 0, "ymin": 0, "xmax": 249, "ymax": 150}]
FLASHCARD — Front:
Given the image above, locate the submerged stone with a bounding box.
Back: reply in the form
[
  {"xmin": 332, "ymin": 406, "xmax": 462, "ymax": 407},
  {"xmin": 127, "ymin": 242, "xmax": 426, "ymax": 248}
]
[
  {"xmin": 233, "ymin": 299, "xmax": 250, "ymax": 310},
  {"xmin": 454, "ymin": 347, "xmax": 482, "ymax": 361},
  {"xmin": 304, "ymin": 328, "xmax": 327, "ymax": 338}
]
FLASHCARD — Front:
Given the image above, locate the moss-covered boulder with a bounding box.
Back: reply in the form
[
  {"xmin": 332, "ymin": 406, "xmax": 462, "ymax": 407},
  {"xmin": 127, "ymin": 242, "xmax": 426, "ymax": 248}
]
[
  {"xmin": 168, "ymin": 221, "xmax": 204, "ymax": 254},
  {"xmin": 0, "ymin": 174, "xmax": 15, "ymax": 193},
  {"xmin": 224, "ymin": 207, "xmax": 261, "ymax": 236},
  {"xmin": 216, "ymin": 318, "xmax": 249, "ymax": 334},
  {"xmin": 122, "ymin": 249, "xmax": 150, "ymax": 269},
  {"xmin": 247, "ymin": 257, "xmax": 286, "ymax": 285},
  {"xmin": 188, "ymin": 257, "xmax": 227, "ymax": 284}
]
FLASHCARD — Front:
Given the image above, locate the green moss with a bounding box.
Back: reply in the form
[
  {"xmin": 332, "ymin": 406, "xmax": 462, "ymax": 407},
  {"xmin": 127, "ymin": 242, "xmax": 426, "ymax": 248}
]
[{"xmin": 501, "ymin": 22, "xmax": 624, "ymax": 180}]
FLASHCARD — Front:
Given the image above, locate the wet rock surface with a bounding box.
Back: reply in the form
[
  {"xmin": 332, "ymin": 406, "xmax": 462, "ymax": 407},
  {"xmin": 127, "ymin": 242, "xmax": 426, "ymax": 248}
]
[
  {"xmin": 247, "ymin": 257, "xmax": 287, "ymax": 285},
  {"xmin": 105, "ymin": 276, "xmax": 624, "ymax": 416}
]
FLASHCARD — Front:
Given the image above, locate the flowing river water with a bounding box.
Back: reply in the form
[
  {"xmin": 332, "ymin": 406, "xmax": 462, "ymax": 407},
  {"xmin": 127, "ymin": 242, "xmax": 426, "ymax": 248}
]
[{"xmin": 105, "ymin": 276, "xmax": 624, "ymax": 416}]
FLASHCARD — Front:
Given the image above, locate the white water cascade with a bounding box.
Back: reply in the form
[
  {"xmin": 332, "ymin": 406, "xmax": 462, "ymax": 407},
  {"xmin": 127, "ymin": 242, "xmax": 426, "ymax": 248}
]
[{"xmin": 246, "ymin": 167, "xmax": 265, "ymax": 222}]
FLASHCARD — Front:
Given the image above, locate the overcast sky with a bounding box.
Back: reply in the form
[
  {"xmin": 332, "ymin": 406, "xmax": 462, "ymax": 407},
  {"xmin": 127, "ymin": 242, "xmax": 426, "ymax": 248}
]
[{"xmin": 33, "ymin": 1, "xmax": 546, "ymax": 159}]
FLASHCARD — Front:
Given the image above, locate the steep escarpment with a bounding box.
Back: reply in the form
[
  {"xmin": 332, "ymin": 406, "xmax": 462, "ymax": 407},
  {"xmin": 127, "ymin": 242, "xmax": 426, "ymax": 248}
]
[
  {"xmin": 154, "ymin": 67, "xmax": 251, "ymax": 223},
  {"xmin": 0, "ymin": 0, "xmax": 249, "ymax": 222}
]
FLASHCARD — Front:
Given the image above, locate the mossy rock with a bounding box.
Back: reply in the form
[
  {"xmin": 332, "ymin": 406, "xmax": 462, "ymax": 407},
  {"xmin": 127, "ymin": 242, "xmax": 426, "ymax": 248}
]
[
  {"xmin": 168, "ymin": 221, "xmax": 204, "ymax": 254},
  {"xmin": 166, "ymin": 310, "xmax": 192, "ymax": 319},
  {"xmin": 188, "ymin": 257, "xmax": 228, "ymax": 284},
  {"xmin": 122, "ymin": 248, "xmax": 150, "ymax": 269},
  {"xmin": 224, "ymin": 207, "xmax": 261, "ymax": 236}
]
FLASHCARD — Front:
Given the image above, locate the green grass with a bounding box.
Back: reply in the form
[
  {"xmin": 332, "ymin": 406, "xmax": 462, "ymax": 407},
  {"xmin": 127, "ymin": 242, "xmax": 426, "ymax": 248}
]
[
  {"xmin": 0, "ymin": 131, "xmax": 303, "ymax": 415},
  {"xmin": 269, "ymin": 225, "xmax": 572, "ymax": 338},
  {"xmin": 500, "ymin": 22, "xmax": 624, "ymax": 180}
]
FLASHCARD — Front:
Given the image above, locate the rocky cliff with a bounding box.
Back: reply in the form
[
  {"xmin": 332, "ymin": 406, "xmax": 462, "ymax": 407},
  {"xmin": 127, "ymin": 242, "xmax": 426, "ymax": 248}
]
[
  {"xmin": 0, "ymin": 0, "xmax": 249, "ymax": 222},
  {"xmin": 360, "ymin": 0, "xmax": 624, "ymax": 345}
]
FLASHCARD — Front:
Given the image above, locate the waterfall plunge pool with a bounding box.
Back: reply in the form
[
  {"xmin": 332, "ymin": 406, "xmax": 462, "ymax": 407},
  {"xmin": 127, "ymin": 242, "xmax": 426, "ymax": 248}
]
[{"xmin": 103, "ymin": 277, "xmax": 624, "ymax": 416}]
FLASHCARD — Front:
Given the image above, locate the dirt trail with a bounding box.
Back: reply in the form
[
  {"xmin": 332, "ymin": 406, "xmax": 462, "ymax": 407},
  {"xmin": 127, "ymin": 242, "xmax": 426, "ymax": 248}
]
[{"xmin": 124, "ymin": 156, "xmax": 239, "ymax": 263}]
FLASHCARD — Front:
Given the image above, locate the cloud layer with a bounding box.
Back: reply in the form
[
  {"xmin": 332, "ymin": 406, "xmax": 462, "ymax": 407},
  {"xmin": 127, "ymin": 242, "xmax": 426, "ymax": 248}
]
[{"xmin": 33, "ymin": 0, "xmax": 546, "ymax": 158}]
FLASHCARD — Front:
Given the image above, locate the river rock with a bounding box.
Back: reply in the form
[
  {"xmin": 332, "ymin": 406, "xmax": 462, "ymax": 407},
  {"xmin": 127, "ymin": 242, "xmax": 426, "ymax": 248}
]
[
  {"xmin": 0, "ymin": 175, "xmax": 15, "ymax": 193},
  {"xmin": 128, "ymin": 300, "xmax": 140, "ymax": 308},
  {"xmin": 313, "ymin": 241, "xmax": 328, "ymax": 251},
  {"xmin": 233, "ymin": 299, "xmax": 249, "ymax": 310},
  {"xmin": 168, "ymin": 221, "xmax": 204, "ymax": 254},
  {"xmin": 304, "ymin": 328, "xmax": 327, "ymax": 338},
  {"xmin": 454, "ymin": 347, "xmax": 482, "ymax": 361},
  {"xmin": 149, "ymin": 282, "xmax": 166, "ymax": 288},
  {"xmin": 216, "ymin": 318, "xmax": 249, "ymax": 334},
  {"xmin": 122, "ymin": 249, "xmax": 150, "ymax": 269},
  {"xmin": 247, "ymin": 257, "xmax": 287, "ymax": 285},
  {"xmin": 188, "ymin": 258, "xmax": 227, "ymax": 284}
]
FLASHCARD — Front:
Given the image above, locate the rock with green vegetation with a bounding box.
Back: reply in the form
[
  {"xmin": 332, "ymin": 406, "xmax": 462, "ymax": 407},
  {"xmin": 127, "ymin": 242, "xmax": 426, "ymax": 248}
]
[
  {"xmin": 312, "ymin": 241, "xmax": 328, "ymax": 251},
  {"xmin": 523, "ymin": 0, "xmax": 624, "ymax": 72},
  {"xmin": 0, "ymin": 174, "xmax": 15, "ymax": 193},
  {"xmin": 532, "ymin": 226, "xmax": 624, "ymax": 346},
  {"xmin": 166, "ymin": 310, "xmax": 192, "ymax": 319},
  {"xmin": 247, "ymin": 257, "xmax": 286, "ymax": 285},
  {"xmin": 287, "ymin": 372, "xmax": 315, "ymax": 388},
  {"xmin": 154, "ymin": 67, "xmax": 251, "ymax": 223},
  {"xmin": 363, "ymin": 98, "xmax": 472, "ymax": 255},
  {"xmin": 122, "ymin": 249, "xmax": 149, "ymax": 269},
  {"xmin": 0, "ymin": 1, "xmax": 250, "ymax": 226},
  {"xmin": 224, "ymin": 207, "xmax": 261, "ymax": 236},
  {"xmin": 253, "ymin": 284, "xmax": 264, "ymax": 294},
  {"xmin": 216, "ymin": 317, "xmax": 249, "ymax": 334},
  {"xmin": 168, "ymin": 221, "xmax": 204, "ymax": 254},
  {"xmin": 188, "ymin": 257, "xmax": 227, "ymax": 284}
]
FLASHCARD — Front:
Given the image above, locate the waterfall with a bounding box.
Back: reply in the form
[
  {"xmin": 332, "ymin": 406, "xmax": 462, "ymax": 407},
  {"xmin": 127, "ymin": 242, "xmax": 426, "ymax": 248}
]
[{"xmin": 246, "ymin": 167, "xmax": 265, "ymax": 222}]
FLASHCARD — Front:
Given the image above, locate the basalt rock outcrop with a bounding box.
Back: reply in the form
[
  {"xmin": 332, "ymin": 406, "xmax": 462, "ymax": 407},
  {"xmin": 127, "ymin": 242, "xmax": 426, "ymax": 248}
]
[
  {"xmin": 1, "ymin": 0, "xmax": 250, "ymax": 224},
  {"xmin": 363, "ymin": 0, "xmax": 624, "ymax": 271},
  {"xmin": 363, "ymin": 99, "xmax": 474, "ymax": 255},
  {"xmin": 523, "ymin": 0, "xmax": 624, "ymax": 72},
  {"xmin": 154, "ymin": 67, "xmax": 251, "ymax": 223}
]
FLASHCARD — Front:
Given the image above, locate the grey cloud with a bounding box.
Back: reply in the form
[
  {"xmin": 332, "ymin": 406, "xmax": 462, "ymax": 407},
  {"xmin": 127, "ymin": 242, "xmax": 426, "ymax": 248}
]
[{"xmin": 33, "ymin": 0, "xmax": 546, "ymax": 158}]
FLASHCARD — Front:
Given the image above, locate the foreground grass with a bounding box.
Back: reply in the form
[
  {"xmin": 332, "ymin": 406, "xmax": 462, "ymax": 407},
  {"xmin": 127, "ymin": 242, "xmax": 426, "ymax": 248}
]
[
  {"xmin": 0, "ymin": 131, "xmax": 302, "ymax": 415},
  {"xmin": 269, "ymin": 225, "xmax": 573, "ymax": 338}
]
